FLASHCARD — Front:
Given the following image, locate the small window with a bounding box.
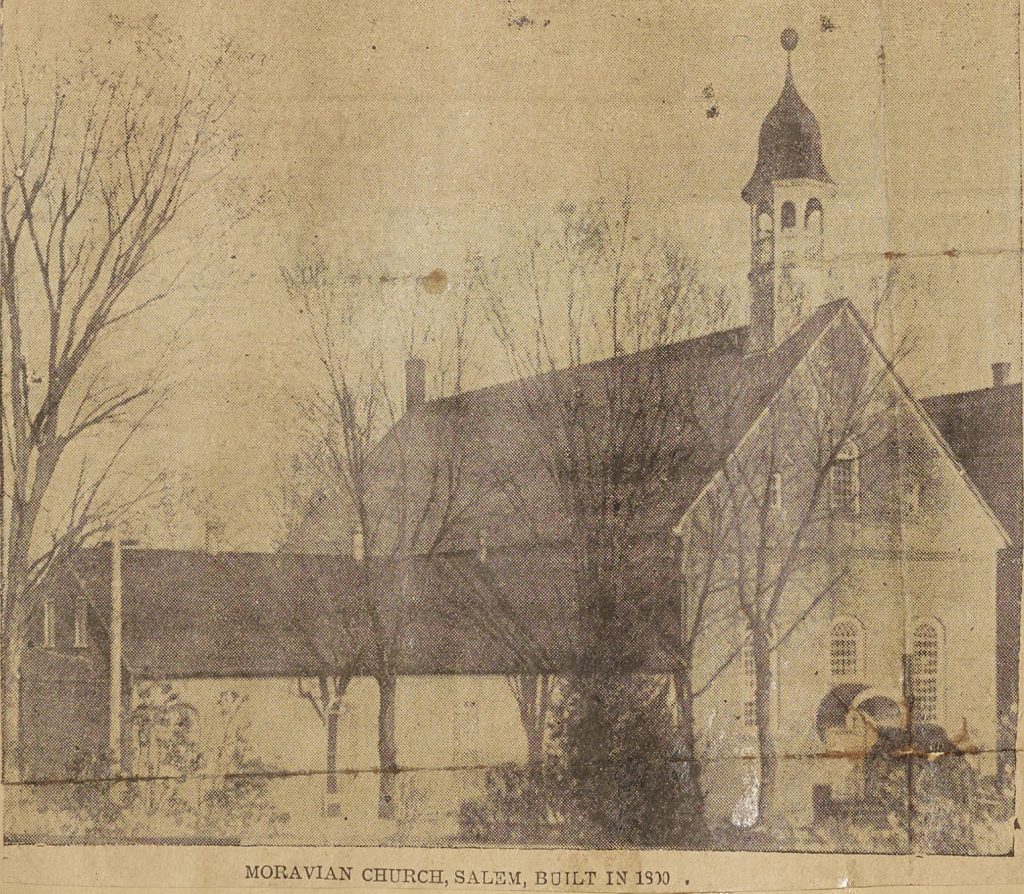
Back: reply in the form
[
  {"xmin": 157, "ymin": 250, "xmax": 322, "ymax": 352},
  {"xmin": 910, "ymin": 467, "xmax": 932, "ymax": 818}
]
[
  {"xmin": 756, "ymin": 209, "xmax": 773, "ymax": 237},
  {"xmin": 43, "ymin": 599, "xmax": 56, "ymax": 648},
  {"xmin": 830, "ymin": 441, "xmax": 860, "ymax": 515},
  {"xmin": 351, "ymin": 526, "xmax": 365, "ymax": 561},
  {"xmin": 73, "ymin": 598, "xmax": 88, "ymax": 648},
  {"xmin": 911, "ymin": 621, "xmax": 942, "ymax": 722},
  {"xmin": 830, "ymin": 618, "xmax": 862, "ymax": 678},
  {"xmin": 903, "ymin": 480, "xmax": 922, "ymax": 515},
  {"xmin": 780, "ymin": 201, "xmax": 797, "ymax": 230}
]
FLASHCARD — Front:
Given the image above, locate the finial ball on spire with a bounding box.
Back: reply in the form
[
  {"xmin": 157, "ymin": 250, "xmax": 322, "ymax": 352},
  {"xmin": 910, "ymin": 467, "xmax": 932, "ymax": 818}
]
[{"xmin": 781, "ymin": 28, "xmax": 799, "ymax": 52}]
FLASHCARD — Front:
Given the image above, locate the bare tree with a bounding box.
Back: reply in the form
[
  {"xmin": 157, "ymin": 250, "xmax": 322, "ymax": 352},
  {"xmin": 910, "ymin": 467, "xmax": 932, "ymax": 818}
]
[
  {"xmin": 434, "ymin": 552, "xmax": 564, "ymax": 768},
  {"xmin": 274, "ymin": 557, "xmax": 365, "ymax": 796},
  {"xmin": 674, "ymin": 307, "xmax": 918, "ymax": 829},
  {"xmin": 456, "ymin": 193, "xmax": 732, "ymax": 842},
  {"xmin": 282, "ymin": 253, "xmax": 478, "ymax": 818},
  {"xmin": 0, "ymin": 19, "xmax": 249, "ymax": 779}
]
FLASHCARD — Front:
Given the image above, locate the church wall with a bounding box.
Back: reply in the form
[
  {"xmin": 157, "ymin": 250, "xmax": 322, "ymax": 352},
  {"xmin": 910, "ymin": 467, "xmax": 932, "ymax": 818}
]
[{"xmin": 683, "ymin": 309, "xmax": 1005, "ymax": 829}]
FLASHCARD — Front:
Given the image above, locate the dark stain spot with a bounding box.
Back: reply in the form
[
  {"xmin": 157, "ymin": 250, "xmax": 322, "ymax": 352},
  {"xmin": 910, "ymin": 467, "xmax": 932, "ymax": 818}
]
[
  {"xmin": 706, "ymin": 106, "xmax": 719, "ymax": 119},
  {"xmin": 944, "ymin": 247, "xmax": 960, "ymax": 258},
  {"xmin": 509, "ymin": 15, "xmax": 535, "ymax": 29},
  {"xmin": 883, "ymin": 250, "xmax": 905, "ymax": 261},
  {"xmin": 421, "ymin": 268, "xmax": 448, "ymax": 294},
  {"xmin": 821, "ymin": 15, "xmax": 837, "ymax": 32}
]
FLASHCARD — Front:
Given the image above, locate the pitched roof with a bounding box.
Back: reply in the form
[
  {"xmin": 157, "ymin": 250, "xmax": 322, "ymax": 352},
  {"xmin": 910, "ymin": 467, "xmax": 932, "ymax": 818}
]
[
  {"xmin": 62, "ymin": 545, "xmax": 678, "ymax": 679},
  {"xmin": 66, "ymin": 547, "xmax": 365, "ymax": 679},
  {"xmin": 359, "ymin": 300, "xmax": 849, "ymax": 557},
  {"xmin": 922, "ymin": 382, "xmax": 1022, "ymax": 543}
]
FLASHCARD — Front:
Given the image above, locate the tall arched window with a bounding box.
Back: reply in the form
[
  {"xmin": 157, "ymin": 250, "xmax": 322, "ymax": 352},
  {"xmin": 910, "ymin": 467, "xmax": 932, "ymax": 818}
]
[
  {"xmin": 780, "ymin": 201, "xmax": 797, "ymax": 230},
  {"xmin": 830, "ymin": 441, "xmax": 860, "ymax": 515},
  {"xmin": 830, "ymin": 618, "xmax": 863, "ymax": 678},
  {"xmin": 911, "ymin": 620, "xmax": 942, "ymax": 722}
]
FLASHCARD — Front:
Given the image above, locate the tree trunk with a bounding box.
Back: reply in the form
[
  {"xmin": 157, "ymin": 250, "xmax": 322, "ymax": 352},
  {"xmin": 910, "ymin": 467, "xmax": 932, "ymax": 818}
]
[
  {"xmin": 326, "ymin": 707, "xmax": 339, "ymax": 794},
  {"xmin": 525, "ymin": 712, "xmax": 544, "ymax": 767},
  {"xmin": 752, "ymin": 625, "xmax": 777, "ymax": 827},
  {"xmin": 377, "ymin": 673, "xmax": 397, "ymax": 819},
  {"xmin": 673, "ymin": 668, "xmax": 706, "ymax": 833},
  {"xmin": 2, "ymin": 635, "xmax": 23, "ymax": 782}
]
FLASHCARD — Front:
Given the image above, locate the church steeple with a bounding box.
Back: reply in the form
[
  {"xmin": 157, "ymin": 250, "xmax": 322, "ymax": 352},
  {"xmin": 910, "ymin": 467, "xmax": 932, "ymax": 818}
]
[{"xmin": 744, "ymin": 28, "xmax": 835, "ymax": 352}]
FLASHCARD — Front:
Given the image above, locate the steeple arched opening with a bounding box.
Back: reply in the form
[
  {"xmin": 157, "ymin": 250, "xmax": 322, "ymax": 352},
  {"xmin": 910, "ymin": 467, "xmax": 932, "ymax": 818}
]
[
  {"xmin": 780, "ymin": 201, "xmax": 797, "ymax": 229},
  {"xmin": 805, "ymin": 197, "xmax": 823, "ymax": 231}
]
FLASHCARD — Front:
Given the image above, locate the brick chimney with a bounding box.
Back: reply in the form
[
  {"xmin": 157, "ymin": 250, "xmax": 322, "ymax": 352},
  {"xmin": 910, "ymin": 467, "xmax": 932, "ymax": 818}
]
[
  {"xmin": 992, "ymin": 361, "xmax": 1010, "ymax": 388},
  {"xmin": 405, "ymin": 357, "xmax": 426, "ymax": 412}
]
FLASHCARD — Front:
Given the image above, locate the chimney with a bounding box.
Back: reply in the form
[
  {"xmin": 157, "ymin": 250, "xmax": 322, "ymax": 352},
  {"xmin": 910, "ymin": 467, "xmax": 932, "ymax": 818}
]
[
  {"xmin": 992, "ymin": 361, "xmax": 1010, "ymax": 388},
  {"xmin": 204, "ymin": 518, "xmax": 225, "ymax": 553},
  {"xmin": 109, "ymin": 532, "xmax": 123, "ymax": 775},
  {"xmin": 405, "ymin": 357, "xmax": 426, "ymax": 412},
  {"xmin": 351, "ymin": 526, "xmax": 365, "ymax": 562}
]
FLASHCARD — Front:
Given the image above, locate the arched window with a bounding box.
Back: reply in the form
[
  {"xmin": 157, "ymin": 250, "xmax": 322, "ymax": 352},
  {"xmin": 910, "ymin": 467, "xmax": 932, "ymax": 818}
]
[
  {"xmin": 805, "ymin": 198, "xmax": 824, "ymax": 230},
  {"xmin": 911, "ymin": 620, "xmax": 943, "ymax": 722},
  {"xmin": 780, "ymin": 201, "xmax": 797, "ymax": 229},
  {"xmin": 830, "ymin": 617, "xmax": 863, "ymax": 678},
  {"xmin": 756, "ymin": 210, "xmax": 773, "ymax": 237},
  {"xmin": 830, "ymin": 441, "xmax": 860, "ymax": 515}
]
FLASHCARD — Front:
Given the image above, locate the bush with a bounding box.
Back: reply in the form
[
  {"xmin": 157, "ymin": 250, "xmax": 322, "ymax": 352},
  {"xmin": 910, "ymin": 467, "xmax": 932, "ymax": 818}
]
[
  {"xmin": 458, "ymin": 764, "xmax": 557, "ymax": 844},
  {"xmin": 26, "ymin": 685, "xmax": 288, "ymax": 842}
]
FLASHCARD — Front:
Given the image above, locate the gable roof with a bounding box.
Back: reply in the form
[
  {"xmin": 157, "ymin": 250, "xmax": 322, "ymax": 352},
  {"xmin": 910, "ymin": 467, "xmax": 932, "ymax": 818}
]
[{"xmin": 355, "ymin": 300, "xmax": 849, "ymax": 557}]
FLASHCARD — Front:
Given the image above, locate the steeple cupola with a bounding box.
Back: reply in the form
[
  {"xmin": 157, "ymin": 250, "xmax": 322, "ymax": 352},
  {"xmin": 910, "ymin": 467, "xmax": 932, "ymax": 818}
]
[{"xmin": 744, "ymin": 28, "xmax": 835, "ymax": 353}]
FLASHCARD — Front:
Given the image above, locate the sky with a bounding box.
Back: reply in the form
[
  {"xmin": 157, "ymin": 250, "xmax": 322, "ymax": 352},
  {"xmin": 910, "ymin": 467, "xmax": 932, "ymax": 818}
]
[{"xmin": 6, "ymin": 0, "xmax": 1021, "ymax": 550}]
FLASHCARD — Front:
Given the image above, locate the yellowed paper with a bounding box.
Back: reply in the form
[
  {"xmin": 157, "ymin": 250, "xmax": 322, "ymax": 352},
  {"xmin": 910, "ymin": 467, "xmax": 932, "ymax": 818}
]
[{"xmin": 1, "ymin": 1, "xmax": 1022, "ymax": 892}]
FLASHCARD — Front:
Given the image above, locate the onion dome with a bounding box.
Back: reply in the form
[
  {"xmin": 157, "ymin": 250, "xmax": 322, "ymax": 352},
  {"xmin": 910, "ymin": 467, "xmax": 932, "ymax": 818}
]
[{"xmin": 742, "ymin": 29, "xmax": 833, "ymax": 204}]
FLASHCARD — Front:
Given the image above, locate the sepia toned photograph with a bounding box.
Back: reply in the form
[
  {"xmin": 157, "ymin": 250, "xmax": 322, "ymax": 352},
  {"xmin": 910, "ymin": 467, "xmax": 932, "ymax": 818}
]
[{"xmin": 1, "ymin": 0, "xmax": 1021, "ymax": 867}]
